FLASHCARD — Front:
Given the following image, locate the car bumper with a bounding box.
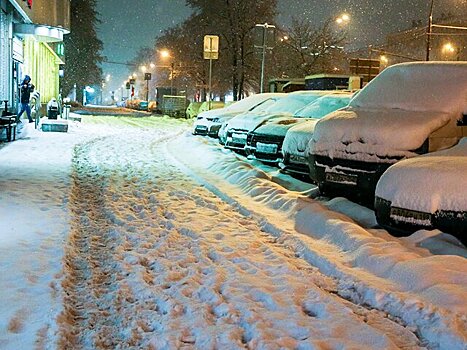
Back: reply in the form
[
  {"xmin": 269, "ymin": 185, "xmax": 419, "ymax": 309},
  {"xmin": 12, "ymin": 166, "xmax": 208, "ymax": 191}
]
[
  {"xmin": 193, "ymin": 124, "xmax": 220, "ymax": 137},
  {"xmin": 280, "ymin": 153, "xmax": 310, "ymax": 176},
  {"xmin": 375, "ymin": 196, "xmax": 467, "ymax": 240},
  {"xmin": 225, "ymin": 131, "xmax": 248, "ymax": 150},
  {"xmin": 309, "ymin": 154, "xmax": 395, "ymax": 202},
  {"xmin": 246, "ymin": 134, "xmax": 285, "ymax": 164},
  {"xmin": 193, "ymin": 125, "xmax": 209, "ymax": 135}
]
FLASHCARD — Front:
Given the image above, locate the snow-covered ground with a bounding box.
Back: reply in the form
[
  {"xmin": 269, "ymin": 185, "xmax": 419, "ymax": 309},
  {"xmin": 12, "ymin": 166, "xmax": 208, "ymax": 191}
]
[{"xmin": 0, "ymin": 115, "xmax": 465, "ymax": 349}]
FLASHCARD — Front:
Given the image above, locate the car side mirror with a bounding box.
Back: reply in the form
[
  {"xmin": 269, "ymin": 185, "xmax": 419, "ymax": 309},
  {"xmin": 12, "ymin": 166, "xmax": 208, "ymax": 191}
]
[{"xmin": 457, "ymin": 113, "xmax": 467, "ymax": 126}]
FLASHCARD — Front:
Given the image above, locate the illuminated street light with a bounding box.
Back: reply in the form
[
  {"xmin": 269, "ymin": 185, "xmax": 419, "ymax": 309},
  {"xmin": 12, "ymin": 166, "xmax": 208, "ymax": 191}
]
[
  {"xmin": 380, "ymin": 55, "xmax": 389, "ymax": 64},
  {"xmin": 160, "ymin": 49, "xmax": 170, "ymax": 59},
  {"xmin": 150, "ymin": 63, "xmax": 155, "ymax": 69},
  {"xmin": 140, "ymin": 65, "xmax": 147, "ymax": 72},
  {"xmin": 336, "ymin": 13, "xmax": 350, "ymax": 24},
  {"xmin": 442, "ymin": 42, "xmax": 455, "ymax": 53}
]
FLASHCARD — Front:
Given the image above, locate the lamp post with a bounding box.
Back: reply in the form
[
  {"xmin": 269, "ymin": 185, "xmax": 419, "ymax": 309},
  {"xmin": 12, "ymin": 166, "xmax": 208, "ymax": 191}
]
[
  {"xmin": 255, "ymin": 23, "xmax": 276, "ymax": 93},
  {"xmin": 160, "ymin": 50, "xmax": 175, "ymax": 95}
]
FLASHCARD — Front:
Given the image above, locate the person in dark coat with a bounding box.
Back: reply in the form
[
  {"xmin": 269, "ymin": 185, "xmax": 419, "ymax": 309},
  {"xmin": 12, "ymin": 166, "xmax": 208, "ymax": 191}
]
[{"xmin": 17, "ymin": 75, "xmax": 35, "ymax": 123}]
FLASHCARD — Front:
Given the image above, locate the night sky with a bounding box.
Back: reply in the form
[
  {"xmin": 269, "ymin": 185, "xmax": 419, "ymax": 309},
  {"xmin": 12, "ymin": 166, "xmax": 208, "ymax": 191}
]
[{"xmin": 97, "ymin": 0, "xmax": 466, "ymax": 96}]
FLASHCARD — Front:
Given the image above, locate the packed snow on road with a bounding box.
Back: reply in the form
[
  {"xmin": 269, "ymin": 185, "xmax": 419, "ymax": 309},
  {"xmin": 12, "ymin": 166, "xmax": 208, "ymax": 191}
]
[{"xmin": 0, "ymin": 115, "xmax": 465, "ymax": 350}]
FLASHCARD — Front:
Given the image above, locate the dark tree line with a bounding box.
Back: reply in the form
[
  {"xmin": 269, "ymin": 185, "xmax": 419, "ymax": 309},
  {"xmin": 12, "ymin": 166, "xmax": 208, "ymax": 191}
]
[{"xmin": 62, "ymin": 0, "xmax": 104, "ymax": 103}]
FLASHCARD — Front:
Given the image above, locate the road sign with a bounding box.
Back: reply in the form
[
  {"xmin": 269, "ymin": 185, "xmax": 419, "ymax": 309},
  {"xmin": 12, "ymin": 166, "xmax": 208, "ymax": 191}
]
[
  {"xmin": 126, "ymin": 82, "xmax": 131, "ymax": 89},
  {"xmin": 129, "ymin": 78, "xmax": 136, "ymax": 84},
  {"xmin": 144, "ymin": 73, "xmax": 152, "ymax": 81},
  {"xmin": 204, "ymin": 35, "xmax": 219, "ymax": 60}
]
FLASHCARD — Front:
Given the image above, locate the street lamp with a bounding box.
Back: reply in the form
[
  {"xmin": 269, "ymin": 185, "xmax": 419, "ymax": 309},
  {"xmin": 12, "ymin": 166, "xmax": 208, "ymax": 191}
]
[
  {"xmin": 160, "ymin": 49, "xmax": 174, "ymax": 94},
  {"xmin": 336, "ymin": 13, "xmax": 350, "ymax": 24},
  {"xmin": 255, "ymin": 23, "xmax": 276, "ymax": 93},
  {"xmin": 160, "ymin": 49, "xmax": 170, "ymax": 59}
]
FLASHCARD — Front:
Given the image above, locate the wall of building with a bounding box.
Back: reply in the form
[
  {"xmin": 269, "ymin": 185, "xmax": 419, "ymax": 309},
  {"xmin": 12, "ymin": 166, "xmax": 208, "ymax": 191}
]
[
  {"xmin": 23, "ymin": 37, "xmax": 61, "ymax": 103},
  {"xmin": 0, "ymin": 8, "xmax": 12, "ymax": 104}
]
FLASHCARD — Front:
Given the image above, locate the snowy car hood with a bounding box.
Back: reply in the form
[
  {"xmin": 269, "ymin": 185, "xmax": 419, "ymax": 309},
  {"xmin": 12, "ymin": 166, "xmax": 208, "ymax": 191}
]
[
  {"xmin": 376, "ymin": 138, "xmax": 467, "ymax": 213},
  {"xmin": 252, "ymin": 117, "xmax": 307, "ymax": 138},
  {"xmin": 227, "ymin": 112, "xmax": 292, "ymax": 133},
  {"xmin": 310, "ymin": 107, "xmax": 457, "ymax": 162},
  {"xmin": 282, "ymin": 119, "xmax": 320, "ymax": 155}
]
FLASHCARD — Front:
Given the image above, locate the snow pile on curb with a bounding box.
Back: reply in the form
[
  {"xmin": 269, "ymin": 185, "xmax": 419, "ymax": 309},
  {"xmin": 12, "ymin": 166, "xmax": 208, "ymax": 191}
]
[{"xmin": 168, "ymin": 133, "xmax": 467, "ymax": 349}]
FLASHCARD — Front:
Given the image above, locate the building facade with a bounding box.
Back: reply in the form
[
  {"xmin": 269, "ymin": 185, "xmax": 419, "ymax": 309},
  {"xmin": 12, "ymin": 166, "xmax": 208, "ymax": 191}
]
[{"xmin": 0, "ymin": 0, "xmax": 70, "ymax": 113}]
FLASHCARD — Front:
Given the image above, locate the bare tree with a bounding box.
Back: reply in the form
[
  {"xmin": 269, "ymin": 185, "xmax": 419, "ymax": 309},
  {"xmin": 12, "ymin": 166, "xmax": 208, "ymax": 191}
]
[{"xmin": 271, "ymin": 18, "xmax": 348, "ymax": 78}]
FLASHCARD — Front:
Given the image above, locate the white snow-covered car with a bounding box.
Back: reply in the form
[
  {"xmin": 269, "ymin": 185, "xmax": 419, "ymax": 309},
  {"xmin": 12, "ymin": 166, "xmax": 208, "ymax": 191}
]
[
  {"xmin": 308, "ymin": 62, "xmax": 467, "ymax": 202},
  {"xmin": 245, "ymin": 92, "xmax": 353, "ymax": 164},
  {"xmin": 224, "ymin": 90, "xmax": 329, "ymax": 151},
  {"xmin": 375, "ymin": 138, "xmax": 467, "ymax": 241},
  {"xmin": 192, "ymin": 93, "xmax": 284, "ymax": 137}
]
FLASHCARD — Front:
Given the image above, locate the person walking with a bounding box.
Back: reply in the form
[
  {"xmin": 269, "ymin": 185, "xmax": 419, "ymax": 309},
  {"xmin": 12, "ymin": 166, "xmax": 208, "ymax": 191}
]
[{"xmin": 17, "ymin": 75, "xmax": 35, "ymax": 123}]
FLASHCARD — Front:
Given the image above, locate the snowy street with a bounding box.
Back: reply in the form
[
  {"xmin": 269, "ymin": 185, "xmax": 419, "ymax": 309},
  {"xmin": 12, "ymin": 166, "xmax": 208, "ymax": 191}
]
[{"xmin": 0, "ymin": 115, "xmax": 466, "ymax": 349}]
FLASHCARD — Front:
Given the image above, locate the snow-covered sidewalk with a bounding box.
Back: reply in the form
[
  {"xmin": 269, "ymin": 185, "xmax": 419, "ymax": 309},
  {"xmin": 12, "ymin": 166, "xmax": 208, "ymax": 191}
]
[{"xmin": 0, "ymin": 116, "xmax": 465, "ymax": 349}]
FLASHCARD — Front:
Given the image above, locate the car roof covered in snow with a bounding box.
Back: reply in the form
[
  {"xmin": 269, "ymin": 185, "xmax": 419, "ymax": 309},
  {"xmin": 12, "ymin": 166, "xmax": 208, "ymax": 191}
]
[
  {"xmin": 350, "ymin": 62, "xmax": 467, "ymax": 113},
  {"xmin": 226, "ymin": 91, "xmax": 331, "ymax": 132},
  {"xmin": 309, "ymin": 62, "xmax": 467, "ymax": 159}
]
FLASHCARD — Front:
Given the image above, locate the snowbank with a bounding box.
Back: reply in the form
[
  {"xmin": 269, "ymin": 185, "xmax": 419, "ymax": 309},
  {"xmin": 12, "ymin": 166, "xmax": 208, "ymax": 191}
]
[
  {"xmin": 376, "ymin": 138, "xmax": 467, "ymax": 213},
  {"xmin": 169, "ymin": 133, "xmax": 467, "ymax": 349}
]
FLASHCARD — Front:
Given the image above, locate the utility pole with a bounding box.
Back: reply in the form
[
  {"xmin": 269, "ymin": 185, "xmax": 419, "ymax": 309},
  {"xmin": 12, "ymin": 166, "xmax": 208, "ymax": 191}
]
[
  {"xmin": 170, "ymin": 62, "xmax": 174, "ymax": 95},
  {"xmin": 426, "ymin": 0, "xmax": 435, "ymax": 61}
]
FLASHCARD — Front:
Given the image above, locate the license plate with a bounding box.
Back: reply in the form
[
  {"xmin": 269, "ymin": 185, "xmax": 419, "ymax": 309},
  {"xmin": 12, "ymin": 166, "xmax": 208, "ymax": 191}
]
[
  {"xmin": 290, "ymin": 154, "xmax": 307, "ymax": 163},
  {"xmin": 325, "ymin": 172, "xmax": 357, "ymax": 185},
  {"xmin": 232, "ymin": 132, "xmax": 247, "ymax": 144},
  {"xmin": 390, "ymin": 207, "xmax": 432, "ymax": 226},
  {"xmin": 256, "ymin": 142, "xmax": 278, "ymax": 154},
  {"xmin": 196, "ymin": 125, "xmax": 207, "ymax": 131}
]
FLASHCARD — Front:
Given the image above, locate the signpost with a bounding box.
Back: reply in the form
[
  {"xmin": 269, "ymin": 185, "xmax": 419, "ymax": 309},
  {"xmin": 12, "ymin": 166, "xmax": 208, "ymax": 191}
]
[
  {"xmin": 144, "ymin": 73, "xmax": 152, "ymax": 105},
  {"xmin": 203, "ymin": 35, "xmax": 219, "ymax": 110}
]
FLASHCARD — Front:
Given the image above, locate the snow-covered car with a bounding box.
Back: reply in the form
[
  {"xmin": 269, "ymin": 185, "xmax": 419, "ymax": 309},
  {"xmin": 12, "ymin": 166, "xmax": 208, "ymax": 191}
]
[
  {"xmin": 224, "ymin": 90, "xmax": 329, "ymax": 151},
  {"xmin": 375, "ymin": 138, "xmax": 467, "ymax": 241},
  {"xmin": 308, "ymin": 62, "xmax": 467, "ymax": 202},
  {"xmin": 246, "ymin": 92, "xmax": 353, "ymax": 164},
  {"xmin": 192, "ymin": 93, "xmax": 284, "ymax": 137},
  {"xmin": 186, "ymin": 102, "xmax": 203, "ymax": 119}
]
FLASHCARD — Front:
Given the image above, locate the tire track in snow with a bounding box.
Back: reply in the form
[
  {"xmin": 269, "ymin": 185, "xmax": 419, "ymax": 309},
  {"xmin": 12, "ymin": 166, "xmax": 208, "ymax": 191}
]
[{"xmin": 58, "ymin": 126, "xmax": 423, "ymax": 349}]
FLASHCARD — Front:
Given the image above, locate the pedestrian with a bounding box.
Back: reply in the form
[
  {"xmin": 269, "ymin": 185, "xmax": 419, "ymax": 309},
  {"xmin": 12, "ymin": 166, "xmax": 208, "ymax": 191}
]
[{"xmin": 17, "ymin": 75, "xmax": 35, "ymax": 123}]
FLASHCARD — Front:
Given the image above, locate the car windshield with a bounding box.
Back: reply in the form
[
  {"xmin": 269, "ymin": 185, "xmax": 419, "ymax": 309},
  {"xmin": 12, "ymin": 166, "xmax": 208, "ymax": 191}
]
[
  {"xmin": 249, "ymin": 98, "xmax": 280, "ymax": 112},
  {"xmin": 296, "ymin": 95, "xmax": 352, "ymax": 118},
  {"xmin": 224, "ymin": 95, "xmax": 274, "ymax": 112},
  {"xmin": 264, "ymin": 93, "xmax": 326, "ymax": 114}
]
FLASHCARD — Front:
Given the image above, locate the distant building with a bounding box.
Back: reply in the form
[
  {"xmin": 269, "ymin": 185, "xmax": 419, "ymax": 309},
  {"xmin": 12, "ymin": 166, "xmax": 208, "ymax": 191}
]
[
  {"xmin": 0, "ymin": 0, "xmax": 70, "ymax": 113},
  {"xmin": 344, "ymin": 14, "xmax": 466, "ymax": 83}
]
